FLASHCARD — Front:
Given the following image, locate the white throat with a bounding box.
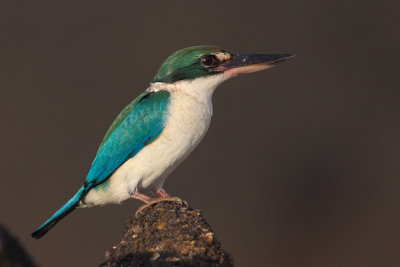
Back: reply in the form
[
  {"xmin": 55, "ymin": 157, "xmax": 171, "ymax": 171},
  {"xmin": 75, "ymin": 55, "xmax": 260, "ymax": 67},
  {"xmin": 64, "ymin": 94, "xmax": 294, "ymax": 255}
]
[{"xmin": 148, "ymin": 74, "xmax": 229, "ymax": 103}]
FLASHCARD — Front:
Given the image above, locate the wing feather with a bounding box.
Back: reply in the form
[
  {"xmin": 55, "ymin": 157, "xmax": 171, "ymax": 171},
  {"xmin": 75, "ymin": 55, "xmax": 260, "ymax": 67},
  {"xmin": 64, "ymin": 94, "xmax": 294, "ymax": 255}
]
[{"xmin": 85, "ymin": 90, "xmax": 170, "ymax": 187}]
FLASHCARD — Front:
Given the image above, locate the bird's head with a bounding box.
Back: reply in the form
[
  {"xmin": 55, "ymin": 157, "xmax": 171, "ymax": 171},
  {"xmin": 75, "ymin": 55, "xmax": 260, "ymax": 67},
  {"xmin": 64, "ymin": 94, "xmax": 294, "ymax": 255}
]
[{"xmin": 153, "ymin": 45, "xmax": 293, "ymax": 84}]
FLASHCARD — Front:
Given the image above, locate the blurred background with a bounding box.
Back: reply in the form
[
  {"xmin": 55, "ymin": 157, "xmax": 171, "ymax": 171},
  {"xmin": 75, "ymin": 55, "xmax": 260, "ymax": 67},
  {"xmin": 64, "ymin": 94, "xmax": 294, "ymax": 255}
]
[{"xmin": 1, "ymin": 1, "xmax": 399, "ymax": 266}]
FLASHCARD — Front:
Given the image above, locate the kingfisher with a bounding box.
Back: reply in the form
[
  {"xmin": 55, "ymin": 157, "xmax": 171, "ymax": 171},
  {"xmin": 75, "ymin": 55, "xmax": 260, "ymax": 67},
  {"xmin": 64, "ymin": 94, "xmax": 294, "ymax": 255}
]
[{"xmin": 31, "ymin": 45, "xmax": 293, "ymax": 239}]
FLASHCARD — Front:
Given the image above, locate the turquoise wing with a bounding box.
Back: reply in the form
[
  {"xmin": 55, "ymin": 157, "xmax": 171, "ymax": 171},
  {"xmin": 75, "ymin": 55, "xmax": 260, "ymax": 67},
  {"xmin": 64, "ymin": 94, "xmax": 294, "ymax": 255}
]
[
  {"xmin": 85, "ymin": 90, "xmax": 170, "ymax": 187},
  {"xmin": 31, "ymin": 90, "xmax": 170, "ymax": 239}
]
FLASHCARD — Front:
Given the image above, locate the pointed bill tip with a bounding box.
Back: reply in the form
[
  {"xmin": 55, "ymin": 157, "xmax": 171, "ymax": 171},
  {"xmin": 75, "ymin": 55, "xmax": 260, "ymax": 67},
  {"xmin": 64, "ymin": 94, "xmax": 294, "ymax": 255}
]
[{"xmin": 218, "ymin": 53, "xmax": 294, "ymax": 77}]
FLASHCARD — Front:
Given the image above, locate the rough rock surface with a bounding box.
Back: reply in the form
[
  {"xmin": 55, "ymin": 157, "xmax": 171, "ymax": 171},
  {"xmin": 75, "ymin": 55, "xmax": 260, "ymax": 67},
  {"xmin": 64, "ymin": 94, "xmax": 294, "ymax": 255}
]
[
  {"xmin": 0, "ymin": 223, "xmax": 36, "ymax": 267},
  {"xmin": 100, "ymin": 198, "xmax": 234, "ymax": 267}
]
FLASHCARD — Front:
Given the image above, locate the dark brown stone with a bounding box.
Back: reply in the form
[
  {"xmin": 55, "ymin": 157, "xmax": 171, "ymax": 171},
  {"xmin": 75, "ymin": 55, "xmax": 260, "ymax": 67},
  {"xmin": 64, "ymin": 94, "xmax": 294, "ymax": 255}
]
[
  {"xmin": 0, "ymin": 223, "xmax": 36, "ymax": 267},
  {"xmin": 100, "ymin": 198, "xmax": 234, "ymax": 267}
]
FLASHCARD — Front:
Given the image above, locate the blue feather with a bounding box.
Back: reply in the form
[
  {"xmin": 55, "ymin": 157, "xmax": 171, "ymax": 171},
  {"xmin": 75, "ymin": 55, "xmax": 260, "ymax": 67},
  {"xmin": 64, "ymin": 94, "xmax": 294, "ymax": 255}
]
[
  {"xmin": 31, "ymin": 186, "xmax": 87, "ymax": 238},
  {"xmin": 31, "ymin": 90, "xmax": 170, "ymax": 238},
  {"xmin": 85, "ymin": 90, "xmax": 170, "ymax": 186}
]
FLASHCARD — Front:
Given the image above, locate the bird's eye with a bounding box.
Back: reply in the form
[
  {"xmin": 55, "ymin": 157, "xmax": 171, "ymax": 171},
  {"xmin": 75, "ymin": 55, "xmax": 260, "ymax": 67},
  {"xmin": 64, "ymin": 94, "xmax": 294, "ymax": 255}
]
[{"xmin": 200, "ymin": 55, "xmax": 219, "ymax": 67}]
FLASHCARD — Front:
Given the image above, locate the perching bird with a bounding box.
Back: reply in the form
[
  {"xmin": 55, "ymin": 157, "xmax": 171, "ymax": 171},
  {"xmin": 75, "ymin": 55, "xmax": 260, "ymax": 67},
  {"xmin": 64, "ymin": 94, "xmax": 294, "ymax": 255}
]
[{"xmin": 31, "ymin": 45, "xmax": 293, "ymax": 239}]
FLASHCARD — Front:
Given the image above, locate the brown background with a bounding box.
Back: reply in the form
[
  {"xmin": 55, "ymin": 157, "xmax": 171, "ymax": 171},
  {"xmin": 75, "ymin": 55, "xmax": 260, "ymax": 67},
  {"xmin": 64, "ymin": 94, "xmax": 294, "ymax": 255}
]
[{"xmin": 1, "ymin": 1, "xmax": 400, "ymax": 266}]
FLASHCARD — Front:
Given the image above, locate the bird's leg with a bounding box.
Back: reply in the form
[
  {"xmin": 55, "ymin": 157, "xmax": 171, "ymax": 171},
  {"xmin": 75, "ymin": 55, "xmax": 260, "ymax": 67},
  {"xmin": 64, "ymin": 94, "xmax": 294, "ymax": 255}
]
[
  {"xmin": 155, "ymin": 188, "xmax": 169, "ymax": 198},
  {"xmin": 130, "ymin": 189, "xmax": 169, "ymax": 203},
  {"xmin": 131, "ymin": 192, "xmax": 162, "ymax": 214},
  {"xmin": 134, "ymin": 189, "xmax": 182, "ymax": 215},
  {"xmin": 130, "ymin": 192, "xmax": 155, "ymax": 203}
]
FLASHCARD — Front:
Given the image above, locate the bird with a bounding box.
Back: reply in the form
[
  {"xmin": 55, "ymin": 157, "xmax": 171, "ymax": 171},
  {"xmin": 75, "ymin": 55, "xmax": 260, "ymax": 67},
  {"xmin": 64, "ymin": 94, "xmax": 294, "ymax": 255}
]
[{"xmin": 31, "ymin": 45, "xmax": 293, "ymax": 239}]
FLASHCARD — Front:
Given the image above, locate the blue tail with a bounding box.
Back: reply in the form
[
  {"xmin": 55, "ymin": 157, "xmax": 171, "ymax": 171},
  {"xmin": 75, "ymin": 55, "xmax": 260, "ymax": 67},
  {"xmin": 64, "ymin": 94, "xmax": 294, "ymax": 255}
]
[{"xmin": 31, "ymin": 186, "xmax": 87, "ymax": 239}]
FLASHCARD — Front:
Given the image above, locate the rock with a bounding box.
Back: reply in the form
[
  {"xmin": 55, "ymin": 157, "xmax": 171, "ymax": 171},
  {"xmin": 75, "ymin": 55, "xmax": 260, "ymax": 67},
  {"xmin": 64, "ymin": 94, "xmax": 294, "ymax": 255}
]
[
  {"xmin": 0, "ymin": 223, "xmax": 36, "ymax": 267},
  {"xmin": 100, "ymin": 198, "xmax": 234, "ymax": 267}
]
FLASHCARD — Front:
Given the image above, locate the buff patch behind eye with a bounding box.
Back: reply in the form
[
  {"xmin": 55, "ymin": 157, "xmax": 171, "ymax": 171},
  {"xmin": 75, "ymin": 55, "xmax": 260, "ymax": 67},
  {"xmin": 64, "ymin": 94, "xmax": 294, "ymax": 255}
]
[{"xmin": 214, "ymin": 52, "xmax": 231, "ymax": 62}]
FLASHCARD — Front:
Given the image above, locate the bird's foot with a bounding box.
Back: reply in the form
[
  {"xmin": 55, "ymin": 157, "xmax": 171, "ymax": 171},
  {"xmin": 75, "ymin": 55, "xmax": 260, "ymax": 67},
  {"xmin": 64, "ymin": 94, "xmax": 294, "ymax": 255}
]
[
  {"xmin": 155, "ymin": 188, "xmax": 169, "ymax": 198},
  {"xmin": 135, "ymin": 196, "xmax": 186, "ymax": 217},
  {"xmin": 131, "ymin": 189, "xmax": 185, "ymax": 216},
  {"xmin": 130, "ymin": 192, "xmax": 155, "ymax": 203},
  {"xmin": 130, "ymin": 189, "xmax": 169, "ymax": 203}
]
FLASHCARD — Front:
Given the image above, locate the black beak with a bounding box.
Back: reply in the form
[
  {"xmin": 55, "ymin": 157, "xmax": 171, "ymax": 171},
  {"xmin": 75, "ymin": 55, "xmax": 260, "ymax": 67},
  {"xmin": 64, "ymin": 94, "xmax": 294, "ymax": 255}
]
[{"xmin": 220, "ymin": 53, "xmax": 293, "ymax": 69}]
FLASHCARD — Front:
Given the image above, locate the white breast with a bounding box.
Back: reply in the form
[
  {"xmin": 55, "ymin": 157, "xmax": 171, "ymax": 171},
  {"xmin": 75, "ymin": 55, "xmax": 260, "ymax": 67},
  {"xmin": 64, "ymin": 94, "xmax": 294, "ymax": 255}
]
[
  {"xmin": 82, "ymin": 74, "xmax": 229, "ymax": 207},
  {"xmin": 134, "ymin": 89, "xmax": 213, "ymax": 190}
]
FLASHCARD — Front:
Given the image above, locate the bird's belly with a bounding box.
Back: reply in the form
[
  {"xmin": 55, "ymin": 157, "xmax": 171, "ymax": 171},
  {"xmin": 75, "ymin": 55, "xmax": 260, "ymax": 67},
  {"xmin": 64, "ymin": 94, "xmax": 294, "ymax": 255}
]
[
  {"xmin": 130, "ymin": 97, "xmax": 212, "ymax": 193},
  {"xmin": 82, "ymin": 94, "xmax": 212, "ymax": 206}
]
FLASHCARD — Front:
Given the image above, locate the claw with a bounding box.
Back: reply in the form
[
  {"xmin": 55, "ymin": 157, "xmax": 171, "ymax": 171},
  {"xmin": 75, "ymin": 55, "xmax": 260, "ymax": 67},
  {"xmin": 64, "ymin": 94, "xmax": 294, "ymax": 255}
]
[
  {"xmin": 135, "ymin": 197, "xmax": 183, "ymax": 217},
  {"xmin": 131, "ymin": 189, "xmax": 182, "ymax": 216},
  {"xmin": 156, "ymin": 189, "xmax": 169, "ymax": 198}
]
